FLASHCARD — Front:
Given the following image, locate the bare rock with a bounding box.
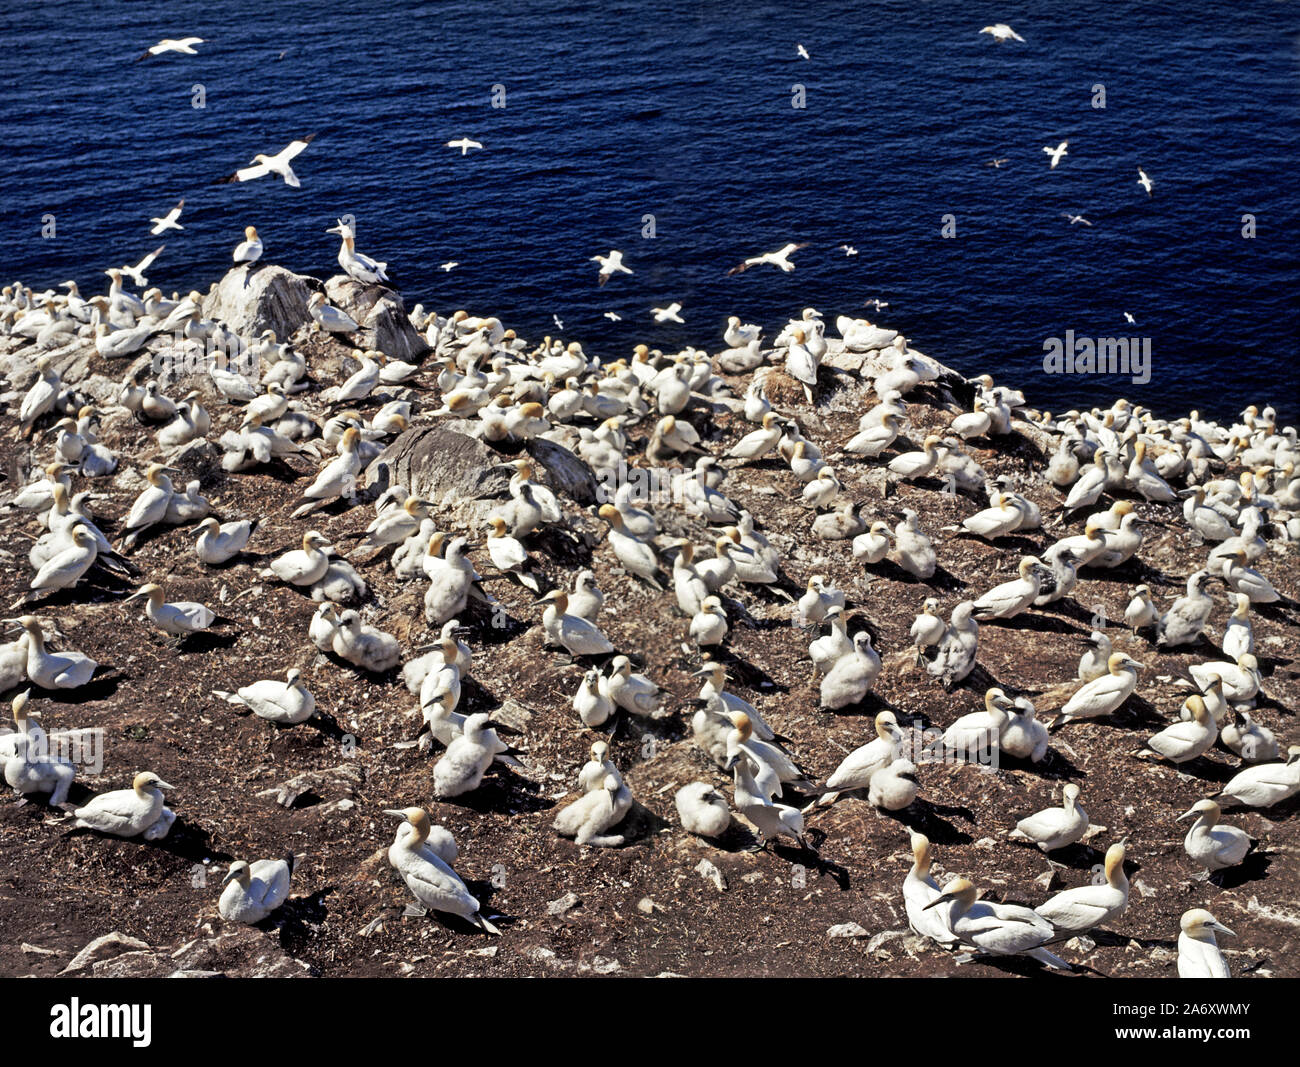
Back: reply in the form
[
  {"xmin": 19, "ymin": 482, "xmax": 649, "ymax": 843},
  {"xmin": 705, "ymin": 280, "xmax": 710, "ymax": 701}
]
[
  {"xmin": 547, "ymin": 892, "xmax": 581, "ymax": 915},
  {"xmin": 204, "ymin": 265, "xmax": 316, "ymax": 343},
  {"xmin": 324, "ymin": 276, "xmax": 429, "ymax": 362},
  {"xmin": 525, "ymin": 437, "xmax": 600, "ymax": 505},
  {"xmin": 365, "ymin": 425, "xmax": 510, "ymax": 503},
  {"xmin": 256, "ymin": 763, "xmax": 361, "ymax": 809},
  {"xmin": 828, "ymin": 921, "xmax": 870, "ymax": 939},
  {"xmin": 694, "ymin": 858, "xmax": 727, "ymax": 891},
  {"xmin": 59, "ymin": 931, "xmax": 151, "ymax": 976},
  {"xmin": 490, "ymin": 699, "xmax": 534, "ymax": 733}
]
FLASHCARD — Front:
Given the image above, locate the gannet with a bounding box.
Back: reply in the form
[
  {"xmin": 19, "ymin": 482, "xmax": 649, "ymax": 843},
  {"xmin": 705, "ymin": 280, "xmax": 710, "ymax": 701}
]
[
  {"xmin": 1217, "ymin": 746, "xmax": 1300, "ymax": 808},
  {"xmin": 598, "ymin": 505, "xmax": 664, "ymax": 588},
  {"xmin": 264, "ymin": 530, "xmax": 332, "ymax": 588},
  {"xmin": 726, "ymin": 242, "xmax": 808, "ymax": 275},
  {"xmin": 572, "ymin": 668, "xmax": 613, "ymax": 727},
  {"xmin": 904, "ymin": 833, "xmax": 960, "ymax": 949},
  {"xmin": 1222, "ymin": 551, "xmax": 1282, "ymax": 604},
  {"xmin": 1180, "ymin": 799, "xmax": 1251, "ymax": 875},
  {"xmin": 1221, "ymin": 594, "xmax": 1254, "ymax": 660},
  {"xmin": 1190, "ymin": 652, "xmax": 1259, "ymax": 703},
  {"xmin": 555, "ymin": 773, "xmax": 634, "ymax": 847},
  {"xmin": 119, "ymin": 244, "xmax": 164, "ymax": 287},
  {"xmin": 923, "ymin": 878, "xmax": 1070, "ymax": 970},
  {"xmin": 1220, "ymin": 709, "xmax": 1277, "ymax": 763},
  {"xmin": 29, "ymin": 524, "xmax": 98, "ymax": 595},
  {"xmin": 4, "ymin": 693, "xmax": 76, "ymax": 805},
  {"xmin": 942, "ymin": 687, "xmax": 1013, "ymax": 756},
  {"xmin": 577, "ymin": 741, "xmax": 622, "ymax": 794},
  {"xmin": 214, "ymin": 668, "xmax": 315, "ymax": 725},
  {"xmin": 1036, "ymin": 841, "xmax": 1129, "ymax": 939},
  {"xmin": 1124, "ymin": 584, "xmax": 1158, "ymax": 633},
  {"xmin": 695, "ymin": 661, "xmax": 775, "ymax": 739},
  {"xmin": 1001, "ymin": 696, "xmax": 1050, "ymax": 762},
  {"xmin": 306, "ymin": 291, "xmax": 360, "ymax": 333},
  {"xmin": 1052, "ymin": 653, "xmax": 1143, "ymax": 726},
  {"xmin": 721, "ymin": 711, "xmax": 808, "ymax": 796},
  {"xmin": 385, "ymin": 807, "xmax": 499, "ymax": 933},
  {"xmin": 137, "ymin": 37, "xmax": 204, "ymax": 59},
  {"xmin": 676, "ymin": 782, "xmax": 731, "ymax": 838},
  {"xmin": 606, "ymin": 656, "xmax": 662, "ymax": 717},
  {"xmin": 844, "ymin": 411, "xmax": 903, "ymax": 458},
  {"xmin": 289, "ymin": 427, "xmax": 362, "ymax": 518},
  {"xmin": 325, "ymin": 219, "xmax": 389, "ymax": 284},
  {"xmin": 148, "ymin": 199, "xmax": 184, "ymax": 235},
  {"xmin": 1077, "ymin": 630, "xmax": 1112, "ymax": 681},
  {"xmin": 73, "ymin": 772, "xmax": 174, "ymax": 839},
  {"xmin": 126, "ymin": 582, "xmax": 215, "ymax": 639},
  {"xmin": 1177, "ymin": 909, "xmax": 1232, "ymax": 978},
  {"xmin": 591, "ymin": 249, "xmax": 632, "ymax": 286},
  {"xmin": 219, "ymin": 856, "xmax": 294, "ymax": 923},
  {"xmin": 446, "ymin": 138, "xmax": 483, "ymax": 155},
  {"xmin": 819, "ymin": 711, "xmax": 903, "ymax": 806},
  {"xmin": 1157, "ymin": 571, "xmax": 1219, "ymax": 647},
  {"xmin": 331, "ymin": 610, "xmax": 400, "ymax": 672},
  {"xmin": 568, "ymin": 569, "xmax": 604, "ymax": 622},
  {"xmin": 1061, "ymin": 212, "xmax": 1092, "ymax": 227},
  {"xmin": 541, "ymin": 591, "xmax": 615, "ymax": 656},
  {"xmin": 1137, "ymin": 166, "xmax": 1154, "ymax": 197},
  {"xmin": 869, "ymin": 758, "xmax": 920, "ymax": 810},
  {"xmin": 928, "ymin": 601, "xmax": 979, "ymax": 688},
  {"xmin": 690, "ymin": 595, "xmax": 729, "ymax": 648},
  {"xmin": 1043, "ymin": 141, "xmax": 1069, "ymax": 169},
  {"xmin": 1012, "ymin": 784, "xmax": 1087, "ymax": 852},
  {"xmin": 1140, "ymin": 695, "xmax": 1216, "ymax": 764},
  {"xmin": 119, "ymin": 463, "xmax": 178, "ymax": 548},
  {"xmin": 13, "ymin": 616, "xmax": 97, "ymax": 689},
  {"xmin": 893, "ymin": 509, "xmax": 936, "ymax": 579},
  {"xmin": 972, "ymin": 556, "xmax": 1044, "ymax": 620},
  {"xmin": 232, "ymin": 226, "xmax": 263, "ymax": 265},
  {"xmin": 797, "ymin": 575, "xmax": 843, "ymax": 624},
  {"xmin": 732, "ymin": 753, "xmax": 810, "ymax": 851},
  {"xmin": 651, "ymin": 302, "xmax": 684, "ymax": 324},
  {"xmin": 726, "ymin": 412, "xmax": 782, "ymax": 462},
  {"xmin": 18, "ymin": 357, "xmax": 60, "ymax": 435},
  {"xmin": 220, "ymin": 135, "xmax": 317, "ymax": 187},
  {"xmin": 853, "ymin": 521, "xmax": 893, "ymax": 565},
  {"xmin": 980, "ymin": 23, "xmax": 1025, "ymax": 42},
  {"xmin": 194, "ymin": 516, "xmax": 254, "ymax": 565},
  {"xmin": 434, "ymin": 713, "xmax": 507, "ymax": 797}
]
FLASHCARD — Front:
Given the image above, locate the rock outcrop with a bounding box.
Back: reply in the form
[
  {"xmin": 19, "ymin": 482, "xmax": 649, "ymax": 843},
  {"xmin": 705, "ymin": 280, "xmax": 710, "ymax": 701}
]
[
  {"xmin": 324, "ymin": 276, "xmax": 429, "ymax": 362},
  {"xmin": 204, "ymin": 264, "xmax": 316, "ymax": 341}
]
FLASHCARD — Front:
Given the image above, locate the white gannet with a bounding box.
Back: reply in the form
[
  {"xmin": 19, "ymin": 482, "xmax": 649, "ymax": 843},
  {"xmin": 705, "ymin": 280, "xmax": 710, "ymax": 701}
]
[
  {"xmin": 651, "ymin": 302, "xmax": 684, "ymax": 324},
  {"xmin": 819, "ymin": 711, "xmax": 903, "ymax": 806},
  {"xmin": 577, "ymin": 740, "xmax": 622, "ymax": 793},
  {"xmin": 137, "ymin": 36, "xmax": 204, "ymax": 59},
  {"xmin": 541, "ymin": 591, "xmax": 614, "ymax": 657},
  {"xmin": 732, "ymin": 753, "xmax": 810, "ymax": 851},
  {"xmin": 219, "ymin": 856, "xmax": 294, "ymax": 923},
  {"xmin": 4, "ymin": 693, "xmax": 76, "ymax": 805},
  {"xmin": 148, "ymin": 199, "xmax": 184, "ymax": 235},
  {"xmin": 979, "ymin": 23, "xmax": 1025, "ymax": 42},
  {"xmin": 909, "ymin": 599, "xmax": 944, "ymax": 664},
  {"xmin": 326, "ymin": 219, "xmax": 389, "ymax": 284},
  {"xmin": 484, "ymin": 516, "xmax": 539, "ymax": 591},
  {"xmin": 263, "ymin": 530, "xmax": 333, "ymax": 586},
  {"xmin": 73, "ymin": 771, "xmax": 174, "ymax": 839},
  {"xmin": 924, "ymin": 877, "xmax": 1069, "ymax": 969},
  {"xmin": 446, "ymin": 137, "xmax": 483, "ymax": 155},
  {"xmin": 1190, "ymin": 652, "xmax": 1259, "ymax": 704},
  {"xmin": 853, "ymin": 520, "xmax": 893, "ymax": 565},
  {"xmin": 1052, "ymin": 653, "xmax": 1142, "ymax": 727},
  {"xmin": 1221, "ymin": 594, "xmax": 1254, "ymax": 661},
  {"xmin": 214, "ymin": 668, "xmax": 315, "ymax": 725},
  {"xmin": 29, "ymin": 524, "xmax": 98, "ymax": 595},
  {"xmin": 1222, "ymin": 550, "xmax": 1282, "ymax": 604},
  {"xmin": 1216, "ymin": 746, "xmax": 1300, "ymax": 808},
  {"xmin": 1001, "ymin": 696, "xmax": 1050, "ymax": 762},
  {"xmin": 820, "ymin": 631, "xmax": 880, "ymax": 710},
  {"xmin": 1177, "ymin": 909, "xmax": 1232, "ymax": 978},
  {"xmin": 904, "ymin": 832, "xmax": 960, "ymax": 949},
  {"xmin": 869, "ymin": 758, "xmax": 920, "ymax": 810},
  {"xmin": 119, "ymin": 244, "xmax": 165, "ymax": 287},
  {"xmin": 572, "ymin": 668, "xmax": 613, "ymax": 727},
  {"xmin": 591, "ymin": 249, "xmax": 632, "ymax": 285},
  {"xmin": 13, "ymin": 616, "xmax": 97, "ymax": 689},
  {"xmin": 385, "ymin": 807, "xmax": 499, "ymax": 933},
  {"xmin": 1012, "ymin": 783, "xmax": 1087, "ymax": 852},
  {"xmin": 675, "ymin": 782, "xmax": 732, "ymax": 838},
  {"xmin": 1043, "ymin": 140, "xmax": 1069, "ymax": 169},
  {"xmin": 19, "ymin": 357, "xmax": 61, "ymax": 435},
  {"xmin": 119, "ymin": 462, "xmax": 178, "ymax": 548},
  {"xmin": 423, "ymin": 536, "xmax": 479, "ymax": 626},
  {"xmin": 689, "ymin": 595, "xmax": 729, "ymax": 648},
  {"xmin": 1077, "ymin": 630, "xmax": 1112, "ymax": 681},
  {"xmin": 232, "ymin": 226, "xmax": 263, "ymax": 265},
  {"xmin": 941, "ymin": 687, "xmax": 1013, "ymax": 756},
  {"xmin": 606, "ymin": 655, "xmax": 662, "ymax": 717},
  {"xmin": 1139, "ymin": 695, "xmax": 1216, "ymax": 764},
  {"xmin": 220, "ymin": 135, "xmax": 317, "ymax": 187},
  {"xmin": 928, "ymin": 601, "xmax": 979, "ymax": 688},
  {"xmin": 1179, "ymin": 799, "xmax": 1251, "ymax": 874},
  {"xmin": 1036, "ymin": 841, "xmax": 1130, "ymax": 939},
  {"xmin": 598, "ymin": 505, "xmax": 664, "ymax": 588},
  {"xmin": 972, "ymin": 556, "xmax": 1044, "ymax": 620},
  {"xmin": 555, "ymin": 773, "xmax": 634, "ymax": 847},
  {"xmin": 893, "ymin": 509, "xmax": 936, "ymax": 579},
  {"xmin": 568, "ymin": 569, "xmax": 604, "ymax": 622},
  {"xmin": 433, "ymin": 713, "xmax": 505, "ymax": 797},
  {"xmin": 126, "ymin": 582, "xmax": 215, "ymax": 639},
  {"xmin": 726, "ymin": 242, "xmax": 808, "ymax": 275},
  {"xmin": 1157, "ymin": 571, "xmax": 1219, "ymax": 648},
  {"xmin": 1137, "ymin": 166, "xmax": 1154, "ymax": 197},
  {"xmin": 290, "ymin": 427, "xmax": 362, "ymax": 517},
  {"xmin": 195, "ymin": 516, "xmax": 254, "ymax": 565},
  {"xmin": 1124, "ymin": 584, "xmax": 1158, "ymax": 633}
]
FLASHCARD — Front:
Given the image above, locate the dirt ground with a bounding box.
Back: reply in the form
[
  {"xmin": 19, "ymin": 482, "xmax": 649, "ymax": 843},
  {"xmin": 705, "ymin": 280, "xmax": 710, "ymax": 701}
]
[{"xmin": 1, "ymin": 326, "xmax": 1296, "ymax": 978}]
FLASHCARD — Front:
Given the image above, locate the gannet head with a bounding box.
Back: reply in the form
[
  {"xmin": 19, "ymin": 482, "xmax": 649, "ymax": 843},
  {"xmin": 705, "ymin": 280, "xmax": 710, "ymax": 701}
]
[
  {"xmin": 125, "ymin": 582, "xmax": 165, "ymax": 606},
  {"xmin": 1062, "ymin": 783, "xmax": 1082, "ymax": 807},
  {"xmin": 1177, "ymin": 798, "xmax": 1220, "ymax": 824},
  {"xmin": 874, "ymin": 710, "xmax": 900, "ymax": 741},
  {"xmin": 133, "ymin": 771, "xmax": 174, "ymax": 794},
  {"xmin": 923, "ymin": 876, "xmax": 977, "ymax": 911},
  {"xmin": 909, "ymin": 831, "xmax": 932, "ymax": 871},
  {"xmin": 1110, "ymin": 652, "xmax": 1144, "ymax": 673},
  {"xmin": 11, "ymin": 690, "xmax": 33, "ymax": 723},
  {"xmin": 383, "ymin": 806, "xmax": 431, "ymax": 844},
  {"xmin": 244, "ymin": 225, "xmax": 259, "ymax": 241},
  {"xmin": 222, "ymin": 860, "xmax": 252, "ymax": 887},
  {"xmin": 1181, "ymin": 908, "xmax": 1234, "ymax": 939},
  {"xmin": 597, "ymin": 503, "xmax": 623, "ymax": 528},
  {"xmin": 540, "ymin": 590, "xmax": 570, "ymax": 614},
  {"xmin": 1236, "ymin": 652, "xmax": 1258, "ymax": 672},
  {"xmin": 1185, "ymin": 694, "xmax": 1210, "ymax": 725}
]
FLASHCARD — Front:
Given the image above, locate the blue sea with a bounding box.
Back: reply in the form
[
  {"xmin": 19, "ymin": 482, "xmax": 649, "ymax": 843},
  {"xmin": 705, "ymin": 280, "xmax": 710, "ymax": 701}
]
[{"xmin": 3, "ymin": 0, "xmax": 1297, "ymax": 423}]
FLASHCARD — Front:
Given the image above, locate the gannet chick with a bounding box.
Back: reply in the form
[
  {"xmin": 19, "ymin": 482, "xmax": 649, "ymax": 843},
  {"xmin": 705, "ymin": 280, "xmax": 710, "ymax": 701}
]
[
  {"xmin": 1220, "ymin": 710, "xmax": 1278, "ymax": 763},
  {"xmin": 555, "ymin": 773, "xmax": 634, "ymax": 847},
  {"xmin": 195, "ymin": 517, "xmax": 254, "ymax": 565},
  {"xmin": 1052, "ymin": 653, "xmax": 1143, "ymax": 727},
  {"xmin": 4, "ymin": 693, "xmax": 75, "ymax": 805},
  {"xmin": 1217, "ymin": 746, "xmax": 1300, "ymax": 808},
  {"xmin": 904, "ymin": 832, "xmax": 960, "ymax": 949},
  {"xmin": 541, "ymin": 591, "xmax": 615, "ymax": 657},
  {"xmin": 1124, "ymin": 584, "xmax": 1158, "ymax": 633},
  {"xmin": 1011, "ymin": 784, "xmax": 1087, "ymax": 852},
  {"xmin": 572, "ymin": 668, "xmax": 613, "ymax": 727},
  {"xmin": 1138, "ymin": 695, "xmax": 1216, "ymax": 764},
  {"xmin": 1001, "ymin": 696, "xmax": 1050, "ymax": 762},
  {"xmin": 928, "ymin": 601, "xmax": 979, "ymax": 689},
  {"xmin": 1077, "ymin": 630, "xmax": 1112, "ymax": 681},
  {"xmin": 433, "ymin": 713, "xmax": 505, "ymax": 797},
  {"xmin": 1157, "ymin": 571, "xmax": 1218, "ymax": 648},
  {"xmin": 820, "ymin": 631, "xmax": 881, "ymax": 710},
  {"xmin": 1177, "ymin": 909, "xmax": 1234, "ymax": 978},
  {"xmin": 689, "ymin": 595, "xmax": 729, "ymax": 648},
  {"xmin": 1179, "ymin": 799, "xmax": 1251, "ymax": 875},
  {"xmin": 214, "ymin": 668, "xmax": 315, "ymax": 725},
  {"xmin": 893, "ymin": 509, "xmax": 936, "ymax": 579},
  {"xmin": 73, "ymin": 771, "xmax": 175, "ymax": 839},
  {"xmin": 1036, "ymin": 842, "xmax": 1129, "ymax": 939},
  {"xmin": 869, "ymin": 758, "xmax": 920, "ymax": 811},
  {"xmin": 263, "ymin": 531, "xmax": 332, "ymax": 586},
  {"xmin": 125, "ymin": 582, "xmax": 215, "ymax": 638},
  {"xmin": 922, "ymin": 877, "xmax": 1070, "ymax": 970},
  {"xmin": 331, "ymin": 610, "xmax": 400, "ymax": 672},
  {"xmin": 385, "ymin": 807, "xmax": 499, "ymax": 933},
  {"xmin": 675, "ymin": 782, "xmax": 731, "ymax": 838},
  {"xmin": 606, "ymin": 655, "xmax": 663, "ymax": 717},
  {"xmin": 853, "ymin": 521, "xmax": 893, "ymax": 564},
  {"xmin": 219, "ymin": 856, "xmax": 294, "ymax": 923},
  {"xmin": 819, "ymin": 711, "xmax": 903, "ymax": 806}
]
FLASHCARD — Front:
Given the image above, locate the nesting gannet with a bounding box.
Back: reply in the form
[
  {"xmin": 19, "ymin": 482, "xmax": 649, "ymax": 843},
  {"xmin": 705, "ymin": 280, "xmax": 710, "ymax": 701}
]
[
  {"xmin": 676, "ymin": 782, "xmax": 731, "ymax": 839},
  {"xmin": 263, "ymin": 530, "xmax": 332, "ymax": 586},
  {"xmin": 194, "ymin": 517, "xmax": 254, "ymax": 565},
  {"xmin": 819, "ymin": 711, "xmax": 903, "ymax": 806},
  {"xmin": 924, "ymin": 877, "xmax": 1069, "ymax": 969},
  {"xmin": 853, "ymin": 521, "xmax": 893, "ymax": 565},
  {"xmin": 971, "ymin": 557, "xmax": 1044, "ymax": 620},
  {"xmin": 214, "ymin": 668, "xmax": 315, "ymax": 725},
  {"xmin": 126, "ymin": 582, "xmax": 215, "ymax": 639},
  {"xmin": 385, "ymin": 807, "xmax": 499, "ymax": 933},
  {"xmin": 689, "ymin": 595, "xmax": 729, "ymax": 648},
  {"xmin": 29, "ymin": 524, "xmax": 98, "ymax": 595},
  {"xmin": 577, "ymin": 740, "xmax": 622, "ymax": 794},
  {"xmin": 598, "ymin": 505, "xmax": 664, "ymax": 588},
  {"xmin": 572, "ymin": 668, "xmax": 613, "ymax": 727},
  {"xmin": 1001, "ymin": 696, "xmax": 1050, "ymax": 762},
  {"xmin": 306, "ymin": 292, "xmax": 360, "ymax": 333},
  {"xmin": 541, "ymin": 591, "xmax": 614, "ymax": 657},
  {"xmin": 19, "ymin": 357, "xmax": 61, "ymax": 435},
  {"xmin": 13, "ymin": 616, "xmax": 97, "ymax": 689},
  {"xmin": 1124, "ymin": 584, "xmax": 1158, "ymax": 633},
  {"xmin": 1157, "ymin": 571, "xmax": 1219, "ymax": 647},
  {"xmin": 732, "ymin": 753, "xmax": 810, "ymax": 851},
  {"xmin": 979, "ymin": 23, "xmax": 1025, "ymax": 42},
  {"xmin": 606, "ymin": 655, "xmax": 662, "ymax": 717},
  {"xmin": 4, "ymin": 693, "xmax": 76, "ymax": 805},
  {"xmin": 869, "ymin": 758, "xmax": 920, "ymax": 811},
  {"xmin": 1011, "ymin": 784, "xmax": 1087, "ymax": 852},
  {"xmin": 331, "ymin": 610, "xmax": 400, "ymax": 672},
  {"xmin": 433, "ymin": 713, "xmax": 506, "ymax": 797},
  {"xmin": 1139, "ymin": 695, "xmax": 1217, "ymax": 764},
  {"xmin": 73, "ymin": 772, "xmax": 174, "ymax": 839},
  {"xmin": 568, "ymin": 570, "xmax": 604, "ymax": 622},
  {"xmin": 1036, "ymin": 842, "xmax": 1129, "ymax": 939},
  {"xmin": 1223, "ymin": 551, "xmax": 1283, "ymax": 604},
  {"xmin": 1221, "ymin": 594, "xmax": 1254, "ymax": 661},
  {"xmin": 941, "ymin": 687, "xmax": 1013, "ymax": 756},
  {"xmin": 1179, "ymin": 799, "xmax": 1251, "ymax": 874},
  {"xmin": 1043, "ymin": 140, "xmax": 1069, "ymax": 169},
  {"xmin": 1077, "ymin": 630, "xmax": 1112, "ymax": 681},
  {"xmin": 1216, "ymin": 746, "xmax": 1300, "ymax": 808},
  {"xmin": 1177, "ymin": 909, "xmax": 1232, "ymax": 978},
  {"xmin": 1220, "ymin": 709, "xmax": 1277, "ymax": 763},
  {"xmin": 1190, "ymin": 652, "xmax": 1259, "ymax": 704},
  {"xmin": 219, "ymin": 856, "xmax": 294, "ymax": 923},
  {"xmin": 290, "ymin": 427, "xmax": 362, "ymax": 517},
  {"xmin": 904, "ymin": 832, "xmax": 960, "ymax": 949},
  {"xmin": 928, "ymin": 601, "xmax": 979, "ymax": 688},
  {"xmin": 555, "ymin": 773, "xmax": 634, "ymax": 847},
  {"xmin": 1052, "ymin": 653, "xmax": 1142, "ymax": 727},
  {"xmin": 137, "ymin": 36, "xmax": 204, "ymax": 59},
  {"xmin": 446, "ymin": 137, "xmax": 483, "ymax": 155},
  {"xmin": 893, "ymin": 509, "xmax": 936, "ymax": 579},
  {"xmin": 820, "ymin": 631, "xmax": 880, "ymax": 710},
  {"xmin": 220, "ymin": 135, "xmax": 317, "ymax": 187},
  {"xmin": 119, "ymin": 463, "xmax": 180, "ymax": 549}
]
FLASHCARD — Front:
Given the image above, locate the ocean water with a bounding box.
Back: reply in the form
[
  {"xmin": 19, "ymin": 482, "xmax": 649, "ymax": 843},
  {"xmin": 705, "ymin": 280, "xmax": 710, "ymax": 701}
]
[{"xmin": 2, "ymin": 0, "xmax": 1297, "ymax": 423}]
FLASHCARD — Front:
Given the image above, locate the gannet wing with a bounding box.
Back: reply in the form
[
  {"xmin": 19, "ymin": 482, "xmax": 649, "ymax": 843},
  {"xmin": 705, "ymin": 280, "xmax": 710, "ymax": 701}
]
[
  {"xmin": 221, "ymin": 161, "xmax": 271, "ymax": 184},
  {"xmin": 283, "ymin": 133, "xmax": 318, "ymax": 161}
]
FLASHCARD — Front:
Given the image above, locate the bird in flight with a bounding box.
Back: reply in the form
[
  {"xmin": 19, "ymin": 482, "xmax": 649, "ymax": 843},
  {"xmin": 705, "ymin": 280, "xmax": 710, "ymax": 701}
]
[
  {"xmin": 219, "ymin": 135, "xmax": 317, "ymax": 188},
  {"xmin": 137, "ymin": 37, "xmax": 205, "ymax": 61},
  {"xmin": 553, "ymin": 314, "xmax": 564, "ymax": 331},
  {"xmin": 796, "ymin": 43, "xmax": 810, "ymax": 59},
  {"xmin": 440, "ymin": 262, "xmax": 459, "ymax": 272},
  {"xmin": 148, "ymin": 199, "xmax": 184, "ymax": 235},
  {"xmin": 117, "ymin": 245, "xmax": 165, "ymax": 287},
  {"xmin": 1043, "ymin": 140, "xmax": 1069, "ymax": 169},
  {"xmin": 864, "ymin": 298, "xmax": 889, "ymax": 311},
  {"xmin": 591, "ymin": 249, "xmax": 633, "ymax": 286},
  {"xmin": 1124, "ymin": 312, "xmax": 1137, "ymax": 325},
  {"xmin": 979, "ymin": 24, "xmax": 1025, "ymax": 43},
  {"xmin": 603, "ymin": 311, "xmax": 622, "ymax": 322},
  {"xmin": 838, "ymin": 245, "xmax": 858, "ymax": 256},
  {"xmin": 1061, "ymin": 213, "xmax": 1092, "ymax": 227},
  {"xmin": 652, "ymin": 303, "xmax": 685, "ymax": 324},
  {"xmin": 447, "ymin": 138, "xmax": 483, "ymax": 155},
  {"xmin": 727, "ymin": 242, "xmax": 808, "ymax": 275},
  {"xmin": 1137, "ymin": 166, "xmax": 1154, "ymax": 197},
  {"xmin": 984, "ymin": 157, "xmax": 1009, "ymax": 168}
]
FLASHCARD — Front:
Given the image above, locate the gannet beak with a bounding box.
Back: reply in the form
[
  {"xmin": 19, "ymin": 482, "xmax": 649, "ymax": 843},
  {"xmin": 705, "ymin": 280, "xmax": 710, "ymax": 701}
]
[
  {"xmin": 1210, "ymin": 921, "xmax": 1236, "ymax": 937},
  {"xmin": 1175, "ymin": 808, "xmax": 1198, "ymax": 822},
  {"xmin": 220, "ymin": 868, "xmax": 240, "ymax": 886},
  {"xmin": 382, "ymin": 809, "xmax": 408, "ymax": 818},
  {"xmin": 123, "ymin": 590, "xmax": 146, "ymax": 602},
  {"xmin": 921, "ymin": 894, "xmax": 949, "ymax": 912},
  {"xmin": 156, "ymin": 780, "xmax": 176, "ymax": 791},
  {"xmin": 722, "ymin": 753, "xmax": 739, "ymax": 771}
]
